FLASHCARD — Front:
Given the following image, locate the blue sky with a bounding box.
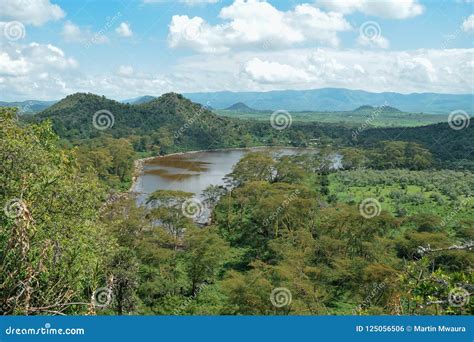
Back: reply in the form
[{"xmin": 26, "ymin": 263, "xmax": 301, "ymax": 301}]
[{"xmin": 0, "ymin": 0, "xmax": 473, "ymax": 101}]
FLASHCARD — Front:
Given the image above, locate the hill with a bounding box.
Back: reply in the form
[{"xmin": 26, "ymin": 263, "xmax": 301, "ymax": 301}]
[
  {"xmin": 0, "ymin": 100, "xmax": 57, "ymax": 114},
  {"xmin": 184, "ymin": 88, "xmax": 473, "ymax": 114},
  {"xmin": 32, "ymin": 92, "xmax": 473, "ymax": 168},
  {"xmin": 225, "ymin": 102, "xmax": 259, "ymax": 112},
  {"xmin": 34, "ymin": 92, "xmax": 255, "ymax": 149}
]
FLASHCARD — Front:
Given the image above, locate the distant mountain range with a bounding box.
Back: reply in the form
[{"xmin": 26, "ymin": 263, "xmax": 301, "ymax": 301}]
[
  {"xmin": 184, "ymin": 88, "xmax": 473, "ymax": 114},
  {"xmin": 0, "ymin": 100, "xmax": 57, "ymax": 114},
  {"xmin": 3, "ymin": 88, "xmax": 473, "ymax": 114},
  {"xmin": 121, "ymin": 95, "xmax": 156, "ymax": 105}
]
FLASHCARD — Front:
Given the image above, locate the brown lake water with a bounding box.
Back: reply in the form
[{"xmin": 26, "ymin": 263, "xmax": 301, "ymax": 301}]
[{"xmin": 133, "ymin": 147, "xmax": 332, "ymax": 205}]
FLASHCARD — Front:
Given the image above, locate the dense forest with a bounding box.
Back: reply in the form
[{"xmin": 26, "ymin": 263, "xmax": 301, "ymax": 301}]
[{"xmin": 1, "ymin": 91, "xmax": 472, "ymax": 316}]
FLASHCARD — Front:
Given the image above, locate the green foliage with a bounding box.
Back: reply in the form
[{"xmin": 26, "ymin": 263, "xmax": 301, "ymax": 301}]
[
  {"xmin": 0, "ymin": 107, "xmax": 107, "ymax": 315},
  {"xmin": 3, "ymin": 94, "xmax": 473, "ymax": 317}
]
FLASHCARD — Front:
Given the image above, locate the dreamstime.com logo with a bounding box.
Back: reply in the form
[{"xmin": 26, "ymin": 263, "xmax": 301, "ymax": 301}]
[
  {"xmin": 92, "ymin": 287, "xmax": 113, "ymax": 308},
  {"xmin": 3, "ymin": 198, "xmax": 26, "ymax": 219},
  {"xmin": 270, "ymin": 287, "xmax": 292, "ymax": 308},
  {"xmin": 182, "ymin": 20, "xmax": 201, "ymax": 41},
  {"xmin": 359, "ymin": 21, "xmax": 382, "ymax": 42},
  {"xmin": 448, "ymin": 287, "xmax": 470, "ymax": 307},
  {"xmin": 270, "ymin": 110, "xmax": 292, "ymax": 130},
  {"xmin": 181, "ymin": 198, "xmax": 204, "ymax": 219},
  {"xmin": 5, "ymin": 323, "xmax": 85, "ymax": 336},
  {"xmin": 92, "ymin": 110, "xmax": 115, "ymax": 130},
  {"xmin": 359, "ymin": 198, "xmax": 381, "ymax": 219},
  {"xmin": 448, "ymin": 110, "xmax": 470, "ymax": 130},
  {"xmin": 3, "ymin": 21, "xmax": 26, "ymax": 41}
]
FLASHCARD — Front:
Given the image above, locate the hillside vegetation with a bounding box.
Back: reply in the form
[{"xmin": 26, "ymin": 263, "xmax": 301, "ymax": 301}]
[{"xmin": 1, "ymin": 106, "xmax": 472, "ymax": 315}]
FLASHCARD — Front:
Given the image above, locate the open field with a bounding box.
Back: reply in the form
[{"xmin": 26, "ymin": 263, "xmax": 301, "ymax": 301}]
[{"xmin": 215, "ymin": 109, "xmax": 449, "ymax": 127}]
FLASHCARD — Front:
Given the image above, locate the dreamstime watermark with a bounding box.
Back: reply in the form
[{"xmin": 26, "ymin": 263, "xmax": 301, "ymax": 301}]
[
  {"xmin": 441, "ymin": 196, "xmax": 471, "ymax": 227},
  {"xmin": 91, "ymin": 287, "xmax": 113, "ymax": 308},
  {"xmin": 448, "ymin": 110, "xmax": 470, "ymax": 130},
  {"xmin": 441, "ymin": 27, "xmax": 463, "ymax": 50},
  {"xmin": 270, "ymin": 110, "xmax": 292, "ymax": 130},
  {"xmin": 359, "ymin": 21, "xmax": 382, "ymax": 42},
  {"xmin": 352, "ymin": 102, "xmax": 389, "ymax": 140},
  {"xmin": 5, "ymin": 323, "xmax": 85, "ymax": 336},
  {"xmin": 3, "ymin": 21, "xmax": 26, "ymax": 41},
  {"xmin": 353, "ymin": 281, "xmax": 386, "ymax": 314},
  {"xmin": 3, "ymin": 198, "xmax": 26, "ymax": 219},
  {"xmin": 181, "ymin": 198, "xmax": 204, "ymax": 219},
  {"xmin": 182, "ymin": 20, "xmax": 201, "ymax": 41},
  {"xmin": 92, "ymin": 110, "xmax": 115, "ymax": 130},
  {"xmin": 448, "ymin": 287, "xmax": 470, "ymax": 307},
  {"xmin": 270, "ymin": 287, "xmax": 292, "ymax": 308},
  {"xmin": 174, "ymin": 101, "xmax": 211, "ymax": 139},
  {"xmin": 84, "ymin": 12, "xmax": 122, "ymax": 49},
  {"xmin": 173, "ymin": 283, "xmax": 208, "ymax": 314},
  {"xmin": 359, "ymin": 198, "xmax": 381, "ymax": 219},
  {"xmin": 18, "ymin": 101, "xmax": 33, "ymax": 114},
  {"xmin": 263, "ymin": 189, "xmax": 300, "ymax": 226}
]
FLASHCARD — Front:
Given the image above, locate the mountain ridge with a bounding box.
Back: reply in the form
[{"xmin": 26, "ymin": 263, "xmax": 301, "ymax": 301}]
[
  {"xmin": 4, "ymin": 87, "xmax": 472, "ymax": 114},
  {"xmin": 183, "ymin": 88, "xmax": 473, "ymax": 114}
]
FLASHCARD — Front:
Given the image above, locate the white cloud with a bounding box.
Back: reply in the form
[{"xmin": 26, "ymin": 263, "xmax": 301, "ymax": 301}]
[
  {"xmin": 357, "ymin": 34, "xmax": 390, "ymax": 49},
  {"xmin": 462, "ymin": 14, "xmax": 474, "ymax": 32},
  {"xmin": 356, "ymin": 21, "xmax": 389, "ymax": 49},
  {"xmin": 243, "ymin": 58, "xmax": 310, "ymax": 83},
  {"xmin": 0, "ymin": 0, "xmax": 65, "ymax": 26},
  {"xmin": 168, "ymin": 0, "xmax": 352, "ymax": 53},
  {"xmin": 118, "ymin": 65, "xmax": 134, "ymax": 77},
  {"xmin": 0, "ymin": 42, "xmax": 78, "ymax": 99},
  {"xmin": 61, "ymin": 21, "xmax": 109, "ymax": 45},
  {"xmin": 62, "ymin": 21, "xmax": 82, "ymax": 41},
  {"xmin": 316, "ymin": 0, "xmax": 424, "ymax": 19},
  {"xmin": 174, "ymin": 48, "xmax": 473, "ymax": 95},
  {"xmin": 116, "ymin": 22, "xmax": 133, "ymax": 37}
]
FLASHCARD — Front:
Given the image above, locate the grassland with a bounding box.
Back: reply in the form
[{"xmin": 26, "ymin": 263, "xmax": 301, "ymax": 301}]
[{"xmin": 214, "ymin": 109, "xmax": 448, "ymax": 127}]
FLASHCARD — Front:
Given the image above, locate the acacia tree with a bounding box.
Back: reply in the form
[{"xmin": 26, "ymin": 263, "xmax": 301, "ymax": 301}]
[
  {"xmin": 0, "ymin": 108, "xmax": 107, "ymax": 315},
  {"xmin": 146, "ymin": 190, "xmax": 195, "ymax": 250}
]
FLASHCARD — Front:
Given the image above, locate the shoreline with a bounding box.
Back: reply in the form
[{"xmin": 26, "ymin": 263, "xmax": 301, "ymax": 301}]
[{"xmin": 128, "ymin": 145, "xmax": 319, "ymax": 193}]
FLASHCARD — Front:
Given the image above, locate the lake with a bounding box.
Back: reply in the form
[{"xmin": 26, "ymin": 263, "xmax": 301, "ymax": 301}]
[{"xmin": 133, "ymin": 147, "xmax": 334, "ymax": 205}]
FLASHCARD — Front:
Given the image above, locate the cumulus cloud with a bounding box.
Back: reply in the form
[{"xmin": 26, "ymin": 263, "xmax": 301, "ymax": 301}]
[
  {"xmin": 243, "ymin": 58, "xmax": 309, "ymax": 83},
  {"xmin": 0, "ymin": 42, "xmax": 79, "ymax": 99},
  {"xmin": 168, "ymin": 0, "xmax": 352, "ymax": 53},
  {"xmin": 116, "ymin": 22, "xmax": 133, "ymax": 37},
  {"xmin": 2, "ymin": 45, "xmax": 473, "ymax": 101},
  {"xmin": 357, "ymin": 33, "xmax": 390, "ymax": 49},
  {"xmin": 462, "ymin": 14, "xmax": 474, "ymax": 32},
  {"xmin": 316, "ymin": 0, "xmax": 424, "ymax": 19},
  {"xmin": 155, "ymin": 46, "xmax": 472, "ymax": 95},
  {"xmin": 0, "ymin": 0, "xmax": 65, "ymax": 26}
]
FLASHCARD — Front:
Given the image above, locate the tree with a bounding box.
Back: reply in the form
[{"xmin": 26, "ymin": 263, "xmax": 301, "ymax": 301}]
[
  {"xmin": 0, "ymin": 108, "xmax": 106, "ymax": 315},
  {"xmin": 184, "ymin": 227, "xmax": 230, "ymax": 294},
  {"xmin": 225, "ymin": 152, "xmax": 275, "ymax": 186},
  {"xmin": 340, "ymin": 147, "xmax": 368, "ymax": 169},
  {"xmin": 146, "ymin": 190, "xmax": 195, "ymax": 250}
]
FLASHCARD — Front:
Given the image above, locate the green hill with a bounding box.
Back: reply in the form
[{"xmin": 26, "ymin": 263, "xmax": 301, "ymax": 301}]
[
  {"xmin": 32, "ymin": 92, "xmax": 473, "ymax": 168},
  {"xmin": 225, "ymin": 102, "xmax": 260, "ymax": 112},
  {"xmin": 34, "ymin": 92, "xmax": 255, "ymax": 149}
]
